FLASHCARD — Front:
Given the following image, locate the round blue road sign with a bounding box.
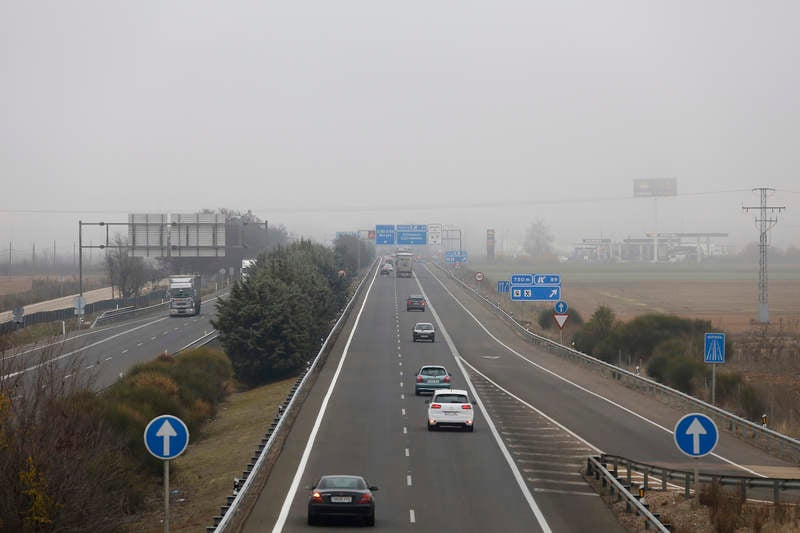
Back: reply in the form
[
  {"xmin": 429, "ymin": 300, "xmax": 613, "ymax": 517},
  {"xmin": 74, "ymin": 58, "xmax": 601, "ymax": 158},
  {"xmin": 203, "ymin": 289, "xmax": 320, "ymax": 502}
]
[
  {"xmin": 554, "ymin": 300, "xmax": 568, "ymax": 314},
  {"xmin": 674, "ymin": 413, "xmax": 718, "ymax": 458},
  {"xmin": 144, "ymin": 415, "xmax": 190, "ymax": 460}
]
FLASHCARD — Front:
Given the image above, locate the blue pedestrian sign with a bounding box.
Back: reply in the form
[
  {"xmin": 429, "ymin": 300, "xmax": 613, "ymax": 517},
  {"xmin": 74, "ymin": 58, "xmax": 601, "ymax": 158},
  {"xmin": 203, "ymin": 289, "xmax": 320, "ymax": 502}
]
[
  {"xmin": 510, "ymin": 285, "xmax": 561, "ymax": 301},
  {"xmin": 497, "ymin": 281, "xmax": 510, "ymax": 293},
  {"xmin": 704, "ymin": 333, "xmax": 725, "ymax": 363},
  {"xmin": 554, "ymin": 300, "xmax": 568, "ymax": 314},
  {"xmin": 144, "ymin": 415, "xmax": 190, "ymax": 460},
  {"xmin": 674, "ymin": 413, "xmax": 718, "ymax": 458}
]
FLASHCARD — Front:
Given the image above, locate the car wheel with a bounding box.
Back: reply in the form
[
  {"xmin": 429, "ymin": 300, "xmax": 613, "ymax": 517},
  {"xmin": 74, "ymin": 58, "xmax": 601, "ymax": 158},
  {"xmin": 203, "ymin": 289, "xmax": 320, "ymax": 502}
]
[
  {"xmin": 430, "ymin": 335, "xmax": 435, "ymax": 342},
  {"xmin": 365, "ymin": 510, "xmax": 375, "ymax": 527},
  {"xmin": 427, "ymin": 422, "xmax": 434, "ymax": 431},
  {"xmin": 308, "ymin": 513, "xmax": 316, "ymax": 526},
  {"xmin": 415, "ymin": 389, "xmax": 420, "ymax": 396},
  {"xmin": 466, "ymin": 425, "xmax": 474, "ymax": 433},
  {"xmin": 412, "ymin": 337, "xmax": 416, "ymax": 342}
]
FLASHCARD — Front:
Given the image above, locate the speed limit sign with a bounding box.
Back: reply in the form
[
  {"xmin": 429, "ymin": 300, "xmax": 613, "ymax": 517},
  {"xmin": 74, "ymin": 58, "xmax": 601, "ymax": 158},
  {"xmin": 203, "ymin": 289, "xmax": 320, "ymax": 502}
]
[{"xmin": 474, "ymin": 272, "xmax": 485, "ymax": 281}]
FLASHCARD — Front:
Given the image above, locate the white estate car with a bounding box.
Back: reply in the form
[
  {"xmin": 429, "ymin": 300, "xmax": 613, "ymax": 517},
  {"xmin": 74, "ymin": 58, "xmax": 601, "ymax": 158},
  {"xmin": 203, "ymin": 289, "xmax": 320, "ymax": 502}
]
[{"xmin": 426, "ymin": 389, "xmax": 475, "ymax": 432}]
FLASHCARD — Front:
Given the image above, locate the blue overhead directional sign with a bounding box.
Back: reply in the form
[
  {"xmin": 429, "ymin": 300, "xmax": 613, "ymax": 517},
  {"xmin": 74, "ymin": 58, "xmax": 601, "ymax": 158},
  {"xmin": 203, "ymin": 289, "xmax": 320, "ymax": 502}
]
[
  {"xmin": 533, "ymin": 274, "xmax": 561, "ymax": 285},
  {"xmin": 704, "ymin": 333, "xmax": 725, "ymax": 363},
  {"xmin": 511, "ymin": 274, "xmax": 533, "ymax": 284},
  {"xmin": 497, "ymin": 281, "xmax": 510, "ymax": 293},
  {"xmin": 674, "ymin": 413, "xmax": 718, "ymax": 458},
  {"xmin": 510, "ymin": 285, "xmax": 561, "ymax": 301},
  {"xmin": 375, "ymin": 225, "xmax": 396, "ymax": 245},
  {"xmin": 554, "ymin": 300, "xmax": 568, "ymax": 314},
  {"xmin": 445, "ymin": 250, "xmax": 468, "ymax": 263},
  {"xmin": 396, "ymin": 224, "xmax": 427, "ymax": 245},
  {"xmin": 144, "ymin": 415, "xmax": 190, "ymax": 460}
]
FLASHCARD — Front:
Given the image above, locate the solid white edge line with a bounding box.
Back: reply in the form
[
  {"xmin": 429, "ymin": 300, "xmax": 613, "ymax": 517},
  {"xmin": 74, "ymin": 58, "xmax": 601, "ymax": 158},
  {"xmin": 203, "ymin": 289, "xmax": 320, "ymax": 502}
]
[
  {"xmin": 425, "ymin": 265, "xmax": 766, "ymax": 479},
  {"xmin": 416, "ymin": 277, "xmax": 552, "ymax": 533},
  {"xmin": 271, "ymin": 267, "xmax": 379, "ymax": 532}
]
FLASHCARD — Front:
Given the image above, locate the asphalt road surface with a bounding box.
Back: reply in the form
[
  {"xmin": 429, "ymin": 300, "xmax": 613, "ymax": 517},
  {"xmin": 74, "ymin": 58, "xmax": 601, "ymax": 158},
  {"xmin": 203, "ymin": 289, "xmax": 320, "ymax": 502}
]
[
  {"xmin": 2, "ymin": 293, "xmax": 227, "ymax": 392},
  {"xmin": 242, "ymin": 264, "xmax": 800, "ymax": 532}
]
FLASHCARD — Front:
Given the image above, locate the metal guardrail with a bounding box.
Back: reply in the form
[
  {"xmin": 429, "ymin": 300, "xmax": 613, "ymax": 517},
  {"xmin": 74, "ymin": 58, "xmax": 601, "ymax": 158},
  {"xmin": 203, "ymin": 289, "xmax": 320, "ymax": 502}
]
[
  {"xmin": 0, "ymin": 290, "xmax": 169, "ymax": 335},
  {"xmin": 209, "ymin": 261, "xmax": 378, "ymax": 532},
  {"xmin": 90, "ymin": 302, "xmax": 168, "ymax": 328},
  {"xmin": 600, "ymin": 454, "xmax": 800, "ymax": 506},
  {"xmin": 586, "ymin": 456, "xmax": 671, "ymax": 532},
  {"xmin": 433, "ymin": 263, "xmax": 800, "ymax": 464}
]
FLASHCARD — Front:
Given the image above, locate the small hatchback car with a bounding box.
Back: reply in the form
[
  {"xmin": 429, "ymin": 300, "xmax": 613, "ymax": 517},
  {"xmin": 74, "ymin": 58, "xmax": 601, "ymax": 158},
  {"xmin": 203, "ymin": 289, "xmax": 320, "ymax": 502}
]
[
  {"xmin": 406, "ymin": 294, "xmax": 426, "ymax": 311},
  {"xmin": 307, "ymin": 475, "xmax": 378, "ymax": 527},
  {"xmin": 412, "ymin": 322, "xmax": 435, "ymax": 342},
  {"xmin": 414, "ymin": 365, "xmax": 450, "ymax": 395},
  {"xmin": 426, "ymin": 389, "xmax": 475, "ymax": 432}
]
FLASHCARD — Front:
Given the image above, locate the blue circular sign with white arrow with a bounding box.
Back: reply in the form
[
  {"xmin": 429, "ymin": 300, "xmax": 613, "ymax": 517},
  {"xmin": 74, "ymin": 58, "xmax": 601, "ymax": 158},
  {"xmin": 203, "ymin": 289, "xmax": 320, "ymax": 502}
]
[
  {"xmin": 144, "ymin": 415, "xmax": 190, "ymax": 460},
  {"xmin": 554, "ymin": 300, "xmax": 568, "ymax": 314},
  {"xmin": 674, "ymin": 413, "xmax": 718, "ymax": 458}
]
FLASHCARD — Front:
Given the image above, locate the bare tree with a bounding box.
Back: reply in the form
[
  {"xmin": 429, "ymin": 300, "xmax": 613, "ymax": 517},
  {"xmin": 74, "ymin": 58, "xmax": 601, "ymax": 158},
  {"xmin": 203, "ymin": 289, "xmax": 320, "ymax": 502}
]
[
  {"xmin": 105, "ymin": 234, "xmax": 147, "ymax": 299},
  {"xmin": 524, "ymin": 218, "xmax": 555, "ymax": 257}
]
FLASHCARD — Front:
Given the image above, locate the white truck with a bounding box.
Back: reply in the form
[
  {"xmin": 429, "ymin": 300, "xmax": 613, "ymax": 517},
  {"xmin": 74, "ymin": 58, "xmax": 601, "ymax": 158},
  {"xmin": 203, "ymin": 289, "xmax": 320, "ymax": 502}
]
[
  {"xmin": 394, "ymin": 252, "xmax": 413, "ymax": 278},
  {"xmin": 241, "ymin": 258, "xmax": 257, "ymax": 281},
  {"xmin": 168, "ymin": 275, "xmax": 201, "ymax": 316}
]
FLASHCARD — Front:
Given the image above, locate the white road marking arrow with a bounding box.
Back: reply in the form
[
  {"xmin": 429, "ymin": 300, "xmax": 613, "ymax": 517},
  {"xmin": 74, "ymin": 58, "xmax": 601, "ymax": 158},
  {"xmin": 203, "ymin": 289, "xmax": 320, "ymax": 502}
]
[
  {"xmin": 156, "ymin": 420, "xmax": 178, "ymax": 456},
  {"xmin": 686, "ymin": 417, "xmax": 707, "ymax": 454}
]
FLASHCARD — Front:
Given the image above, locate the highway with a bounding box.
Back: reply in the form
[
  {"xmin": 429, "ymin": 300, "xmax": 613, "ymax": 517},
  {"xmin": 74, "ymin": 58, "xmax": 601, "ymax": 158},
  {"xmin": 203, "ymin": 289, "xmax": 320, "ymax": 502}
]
[
  {"xmin": 242, "ymin": 263, "xmax": 800, "ymax": 532},
  {"xmin": 1, "ymin": 293, "xmax": 226, "ymax": 392}
]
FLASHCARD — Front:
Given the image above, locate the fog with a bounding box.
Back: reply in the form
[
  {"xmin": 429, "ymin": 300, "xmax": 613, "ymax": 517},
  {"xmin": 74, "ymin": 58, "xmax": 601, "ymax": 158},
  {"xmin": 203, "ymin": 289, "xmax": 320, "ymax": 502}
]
[{"xmin": 1, "ymin": 1, "xmax": 798, "ymax": 260}]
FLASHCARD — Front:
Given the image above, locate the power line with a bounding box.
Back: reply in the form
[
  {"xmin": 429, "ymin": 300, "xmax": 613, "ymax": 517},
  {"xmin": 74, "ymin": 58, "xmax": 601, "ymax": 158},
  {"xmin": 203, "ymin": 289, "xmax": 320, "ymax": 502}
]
[
  {"xmin": 742, "ymin": 187, "xmax": 785, "ymax": 324},
  {"xmin": 0, "ymin": 187, "xmax": 757, "ymax": 216}
]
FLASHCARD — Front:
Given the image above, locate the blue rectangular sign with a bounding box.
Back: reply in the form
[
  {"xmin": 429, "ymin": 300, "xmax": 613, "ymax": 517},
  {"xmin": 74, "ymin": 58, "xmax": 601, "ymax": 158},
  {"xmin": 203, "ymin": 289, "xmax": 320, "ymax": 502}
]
[
  {"xmin": 704, "ymin": 333, "xmax": 726, "ymax": 363},
  {"xmin": 397, "ymin": 230, "xmax": 427, "ymax": 245},
  {"xmin": 445, "ymin": 250, "xmax": 468, "ymax": 263},
  {"xmin": 511, "ymin": 274, "xmax": 533, "ymax": 284},
  {"xmin": 375, "ymin": 225, "xmax": 395, "ymax": 245},
  {"xmin": 533, "ymin": 274, "xmax": 561, "ymax": 285},
  {"xmin": 497, "ymin": 281, "xmax": 510, "ymax": 293},
  {"xmin": 510, "ymin": 285, "xmax": 561, "ymax": 301}
]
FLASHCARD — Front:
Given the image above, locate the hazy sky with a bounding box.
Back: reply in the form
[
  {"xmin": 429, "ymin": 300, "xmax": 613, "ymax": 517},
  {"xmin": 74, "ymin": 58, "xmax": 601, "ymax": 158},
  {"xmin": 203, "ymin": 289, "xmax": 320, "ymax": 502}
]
[{"xmin": 2, "ymin": 1, "xmax": 798, "ymax": 259}]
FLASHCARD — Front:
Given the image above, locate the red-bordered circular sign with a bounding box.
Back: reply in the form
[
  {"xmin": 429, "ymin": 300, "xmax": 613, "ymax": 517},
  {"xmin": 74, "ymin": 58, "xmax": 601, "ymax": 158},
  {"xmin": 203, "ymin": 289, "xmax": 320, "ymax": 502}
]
[{"xmin": 474, "ymin": 272, "xmax": 485, "ymax": 281}]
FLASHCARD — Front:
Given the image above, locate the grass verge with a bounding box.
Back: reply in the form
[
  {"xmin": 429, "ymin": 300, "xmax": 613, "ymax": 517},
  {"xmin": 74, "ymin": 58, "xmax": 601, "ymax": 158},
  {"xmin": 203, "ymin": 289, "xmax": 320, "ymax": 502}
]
[{"xmin": 123, "ymin": 376, "xmax": 297, "ymax": 532}]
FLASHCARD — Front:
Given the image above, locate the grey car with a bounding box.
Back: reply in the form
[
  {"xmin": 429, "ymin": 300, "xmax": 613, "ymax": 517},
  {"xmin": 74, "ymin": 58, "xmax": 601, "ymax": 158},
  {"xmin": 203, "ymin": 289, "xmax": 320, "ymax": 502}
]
[{"xmin": 412, "ymin": 322, "xmax": 435, "ymax": 342}]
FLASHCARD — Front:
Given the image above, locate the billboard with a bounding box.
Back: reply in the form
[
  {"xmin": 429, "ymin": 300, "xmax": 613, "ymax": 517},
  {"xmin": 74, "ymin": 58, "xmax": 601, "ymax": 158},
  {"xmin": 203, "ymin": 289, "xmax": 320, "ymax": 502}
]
[
  {"xmin": 633, "ymin": 178, "xmax": 677, "ymax": 197},
  {"xmin": 130, "ymin": 213, "xmax": 226, "ymax": 257}
]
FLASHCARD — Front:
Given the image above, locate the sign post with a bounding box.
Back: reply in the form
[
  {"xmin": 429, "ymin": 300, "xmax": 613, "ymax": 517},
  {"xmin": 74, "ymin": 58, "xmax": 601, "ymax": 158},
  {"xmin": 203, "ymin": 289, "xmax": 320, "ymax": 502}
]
[
  {"xmin": 144, "ymin": 415, "xmax": 190, "ymax": 532},
  {"xmin": 553, "ymin": 300, "xmax": 569, "ymax": 345},
  {"xmin": 674, "ymin": 413, "xmax": 718, "ymax": 505},
  {"xmin": 704, "ymin": 333, "xmax": 726, "ymax": 406},
  {"xmin": 474, "ymin": 271, "xmax": 484, "ymax": 292}
]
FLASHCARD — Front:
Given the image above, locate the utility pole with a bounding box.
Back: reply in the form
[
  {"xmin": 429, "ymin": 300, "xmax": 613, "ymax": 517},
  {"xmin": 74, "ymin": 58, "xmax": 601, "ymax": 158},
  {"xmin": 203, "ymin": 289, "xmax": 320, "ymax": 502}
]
[{"xmin": 742, "ymin": 188, "xmax": 785, "ymax": 323}]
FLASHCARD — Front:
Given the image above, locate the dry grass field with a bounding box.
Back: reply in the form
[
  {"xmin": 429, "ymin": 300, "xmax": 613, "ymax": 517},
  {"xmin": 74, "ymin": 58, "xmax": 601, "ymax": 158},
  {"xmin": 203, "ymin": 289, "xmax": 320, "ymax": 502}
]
[{"xmin": 565, "ymin": 279, "xmax": 800, "ymax": 334}]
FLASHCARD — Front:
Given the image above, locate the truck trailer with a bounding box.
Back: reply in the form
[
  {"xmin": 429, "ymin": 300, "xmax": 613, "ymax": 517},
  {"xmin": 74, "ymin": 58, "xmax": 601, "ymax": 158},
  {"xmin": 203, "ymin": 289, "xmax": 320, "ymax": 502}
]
[
  {"xmin": 394, "ymin": 252, "xmax": 413, "ymax": 278},
  {"xmin": 168, "ymin": 275, "xmax": 201, "ymax": 316}
]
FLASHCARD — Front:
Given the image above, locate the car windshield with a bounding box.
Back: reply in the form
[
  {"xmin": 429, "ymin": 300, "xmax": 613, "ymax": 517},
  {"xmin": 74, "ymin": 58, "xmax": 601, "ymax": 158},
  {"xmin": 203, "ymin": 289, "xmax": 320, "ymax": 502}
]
[
  {"xmin": 416, "ymin": 324, "xmax": 433, "ymax": 331},
  {"xmin": 317, "ymin": 476, "xmax": 366, "ymax": 490},
  {"xmin": 435, "ymin": 394, "xmax": 468, "ymax": 403},
  {"xmin": 421, "ymin": 367, "xmax": 446, "ymax": 376}
]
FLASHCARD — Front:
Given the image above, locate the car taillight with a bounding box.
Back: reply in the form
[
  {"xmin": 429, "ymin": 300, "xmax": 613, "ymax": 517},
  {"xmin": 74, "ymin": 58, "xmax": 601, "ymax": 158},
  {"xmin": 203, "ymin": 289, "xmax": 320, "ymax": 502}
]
[
  {"xmin": 312, "ymin": 492, "xmax": 323, "ymax": 503},
  {"xmin": 359, "ymin": 493, "xmax": 372, "ymax": 504},
  {"xmin": 461, "ymin": 404, "xmax": 472, "ymax": 410},
  {"xmin": 431, "ymin": 403, "xmax": 441, "ymax": 409},
  {"xmin": 407, "ymin": 300, "xmax": 412, "ymax": 305},
  {"xmin": 416, "ymin": 375, "xmax": 423, "ymax": 382},
  {"xmin": 444, "ymin": 375, "xmax": 450, "ymax": 382}
]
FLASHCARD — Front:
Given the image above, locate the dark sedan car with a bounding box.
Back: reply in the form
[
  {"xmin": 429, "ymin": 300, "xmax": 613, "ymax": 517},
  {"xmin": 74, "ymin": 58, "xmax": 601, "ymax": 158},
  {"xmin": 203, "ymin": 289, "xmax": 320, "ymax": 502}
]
[
  {"xmin": 308, "ymin": 475, "xmax": 378, "ymax": 526},
  {"xmin": 406, "ymin": 294, "xmax": 426, "ymax": 311}
]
